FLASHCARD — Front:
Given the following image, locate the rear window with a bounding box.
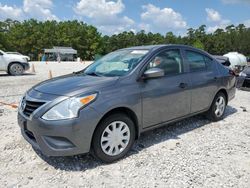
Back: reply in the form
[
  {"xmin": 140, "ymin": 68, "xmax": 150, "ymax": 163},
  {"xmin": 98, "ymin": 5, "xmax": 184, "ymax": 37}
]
[{"xmin": 186, "ymin": 51, "xmax": 213, "ymax": 72}]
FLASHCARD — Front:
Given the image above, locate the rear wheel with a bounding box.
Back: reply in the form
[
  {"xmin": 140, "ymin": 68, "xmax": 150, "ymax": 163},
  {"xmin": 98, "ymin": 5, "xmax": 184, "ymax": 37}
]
[
  {"xmin": 206, "ymin": 92, "xmax": 226, "ymax": 121},
  {"xmin": 92, "ymin": 113, "xmax": 135, "ymax": 163},
  {"xmin": 9, "ymin": 63, "xmax": 24, "ymax": 76}
]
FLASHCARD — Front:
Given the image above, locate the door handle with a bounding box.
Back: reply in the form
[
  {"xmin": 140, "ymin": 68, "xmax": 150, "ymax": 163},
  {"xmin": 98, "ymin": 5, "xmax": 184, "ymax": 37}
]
[{"xmin": 179, "ymin": 83, "xmax": 188, "ymax": 89}]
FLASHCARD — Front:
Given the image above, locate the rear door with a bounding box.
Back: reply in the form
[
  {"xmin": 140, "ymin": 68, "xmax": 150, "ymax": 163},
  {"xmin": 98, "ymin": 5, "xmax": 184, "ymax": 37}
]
[
  {"xmin": 141, "ymin": 48, "xmax": 191, "ymax": 128},
  {"xmin": 183, "ymin": 49, "xmax": 218, "ymax": 113}
]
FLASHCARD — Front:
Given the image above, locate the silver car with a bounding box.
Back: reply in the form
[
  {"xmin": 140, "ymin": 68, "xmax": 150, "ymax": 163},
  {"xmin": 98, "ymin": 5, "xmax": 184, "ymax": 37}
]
[{"xmin": 18, "ymin": 45, "xmax": 236, "ymax": 163}]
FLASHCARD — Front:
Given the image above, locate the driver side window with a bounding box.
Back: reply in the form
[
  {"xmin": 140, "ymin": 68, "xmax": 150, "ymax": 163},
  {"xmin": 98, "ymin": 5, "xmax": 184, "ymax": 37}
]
[{"xmin": 146, "ymin": 49, "xmax": 183, "ymax": 76}]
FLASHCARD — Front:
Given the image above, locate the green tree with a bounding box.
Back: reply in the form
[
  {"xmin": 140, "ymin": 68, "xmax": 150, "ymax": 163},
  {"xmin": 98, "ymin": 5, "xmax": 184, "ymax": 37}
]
[
  {"xmin": 192, "ymin": 39, "xmax": 204, "ymax": 50},
  {"xmin": 0, "ymin": 19, "xmax": 250, "ymax": 59}
]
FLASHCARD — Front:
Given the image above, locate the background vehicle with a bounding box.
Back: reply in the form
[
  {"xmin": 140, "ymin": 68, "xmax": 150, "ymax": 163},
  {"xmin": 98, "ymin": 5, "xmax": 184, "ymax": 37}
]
[
  {"xmin": 6, "ymin": 52, "xmax": 30, "ymax": 61},
  {"xmin": 0, "ymin": 50, "xmax": 30, "ymax": 75},
  {"xmin": 237, "ymin": 66, "xmax": 250, "ymax": 89},
  {"xmin": 223, "ymin": 52, "xmax": 247, "ymax": 73},
  {"xmin": 18, "ymin": 45, "xmax": 236, "ymax": 163},
  {"xmin": 247, "ymin": 57, "xmax": 250, "ymax": 63}
]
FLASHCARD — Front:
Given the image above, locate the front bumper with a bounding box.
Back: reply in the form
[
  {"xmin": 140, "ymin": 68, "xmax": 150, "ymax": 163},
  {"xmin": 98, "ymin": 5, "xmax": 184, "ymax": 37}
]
[{"xmin": 18, "ymin": 105, "xmax": 101, "ymax": 156}]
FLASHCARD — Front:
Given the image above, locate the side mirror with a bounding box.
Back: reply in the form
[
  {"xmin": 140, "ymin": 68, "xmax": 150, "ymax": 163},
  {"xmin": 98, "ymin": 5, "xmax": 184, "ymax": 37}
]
[{"xmin": 143, "ymin": 68, "xmax": 164, "ymax": 79}]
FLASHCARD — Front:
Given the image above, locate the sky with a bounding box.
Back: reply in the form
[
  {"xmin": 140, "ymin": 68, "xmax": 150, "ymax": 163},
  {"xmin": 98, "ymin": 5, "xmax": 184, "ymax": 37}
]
[{"xmin": 0, "ymin": 0, "xmax": 250, "ymax": 35}]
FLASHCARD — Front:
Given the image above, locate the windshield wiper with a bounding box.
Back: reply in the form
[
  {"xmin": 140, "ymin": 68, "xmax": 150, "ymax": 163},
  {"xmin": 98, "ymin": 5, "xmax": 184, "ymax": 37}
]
[
  {"xmin": 73, "ymin": 70, "xmax": 84, "ymax": 75},
  {"xmin": 85, "ymin": 72, "xmax": 102, "ymax": 77}
]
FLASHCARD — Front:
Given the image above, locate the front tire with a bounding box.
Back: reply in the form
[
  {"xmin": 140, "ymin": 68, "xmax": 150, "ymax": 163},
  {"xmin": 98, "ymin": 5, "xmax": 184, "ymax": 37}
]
[
  {"xmin": 92, "ymin": 113, "xmax": 135, "ymax": 163},
  {"xmin": 9, "ymin": 63, "xmax": 24, "ymax": 76},
  {"xmin": 206, "ymin": 92, "xmax": 227, "ymax": 121}
]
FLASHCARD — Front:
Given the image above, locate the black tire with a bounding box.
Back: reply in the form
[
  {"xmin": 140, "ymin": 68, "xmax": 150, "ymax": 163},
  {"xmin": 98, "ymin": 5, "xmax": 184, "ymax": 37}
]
[
  {"xmin": 9, "ymin": 63, "xmax": 24, "ymax": 76},
  {"xmin": 6, "ymin": 69, "xmax": 11, "ymax": 75},
  {"xmin": 206, "ymin": 92, "xmax": 227, "ymax": 121},
  {"xmin": 92, "ymin": 113, "xmax": 135, "ymax": 163}
]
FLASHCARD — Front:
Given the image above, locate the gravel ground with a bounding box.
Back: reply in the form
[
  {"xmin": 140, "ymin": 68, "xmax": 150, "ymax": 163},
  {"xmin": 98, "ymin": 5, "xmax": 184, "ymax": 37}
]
[{"xmin": 0, "ymin": 62, "xmax": 250, "ymax": 188}]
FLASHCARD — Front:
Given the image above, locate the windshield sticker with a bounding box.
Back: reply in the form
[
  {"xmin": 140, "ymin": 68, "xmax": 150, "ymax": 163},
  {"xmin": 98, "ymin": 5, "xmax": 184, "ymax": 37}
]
[{"xmin": 131, "ymin": 50, "xmax": 148, "ymax": 55}]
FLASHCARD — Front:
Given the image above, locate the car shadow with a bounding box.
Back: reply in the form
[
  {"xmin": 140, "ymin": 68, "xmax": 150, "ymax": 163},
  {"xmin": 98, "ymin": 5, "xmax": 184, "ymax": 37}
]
[
  {"xmin": 0, "ymin": 73, "xmax": 35, "ymax": 77},
  {"xmin": 239, "ymin": 87, "xmax": 250, "ymax": 92},
  {"xmin": 34, "ymin": 105, "xmax": 237, "ymax": 171}
]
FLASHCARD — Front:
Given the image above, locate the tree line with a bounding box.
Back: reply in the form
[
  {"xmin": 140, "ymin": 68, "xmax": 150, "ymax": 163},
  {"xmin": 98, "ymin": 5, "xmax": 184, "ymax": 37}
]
[{"xmin": 0, "ymin": 19, "xmax": 250, "ymax": 60}]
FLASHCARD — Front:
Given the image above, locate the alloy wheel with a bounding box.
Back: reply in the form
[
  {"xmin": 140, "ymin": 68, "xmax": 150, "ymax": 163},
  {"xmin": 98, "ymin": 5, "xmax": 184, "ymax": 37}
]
[{"xmin": 215, "ymin": 96, "xmax": 225, "ymax": 117}]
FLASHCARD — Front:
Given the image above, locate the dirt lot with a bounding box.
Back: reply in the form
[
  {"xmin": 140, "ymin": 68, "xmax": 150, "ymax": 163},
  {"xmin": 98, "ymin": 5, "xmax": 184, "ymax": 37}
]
[{"xmin": 0, "ymin": 62, "xmax": 249, "ymax": 187}]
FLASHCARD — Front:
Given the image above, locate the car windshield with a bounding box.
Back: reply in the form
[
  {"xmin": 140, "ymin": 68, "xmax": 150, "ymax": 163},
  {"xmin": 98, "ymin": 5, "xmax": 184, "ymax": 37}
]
[
  {"xmin": 0, "ymin": 50, "xmax": 6, "ymax": 54},
  {"xmin": 83, "ymin": 49, "xmax": 149, "ymax": 77}
]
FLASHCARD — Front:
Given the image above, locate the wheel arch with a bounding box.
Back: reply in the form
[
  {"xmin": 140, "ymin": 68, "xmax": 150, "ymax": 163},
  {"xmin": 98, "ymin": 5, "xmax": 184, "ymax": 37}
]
[
  {"xmin": 93, "ymin": 107, "xmax": 140, "ymax": 141},
  {"xmin": 216, "ymin": 88, "xmax": 228, "ymax": 104},
  {"xmin": 7, "ymin": 61, "xmax": 25, "ymax": 71}
]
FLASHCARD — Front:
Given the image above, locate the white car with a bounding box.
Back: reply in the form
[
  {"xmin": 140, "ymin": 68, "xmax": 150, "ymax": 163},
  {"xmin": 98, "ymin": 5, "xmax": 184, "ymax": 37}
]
[
  {"xmin": 6, "ymin": 52, "xmax": 30, "ymax": 61},
  {"xmin": 0, "ymin": 50, "xmax": 30, "ymax": 75}
]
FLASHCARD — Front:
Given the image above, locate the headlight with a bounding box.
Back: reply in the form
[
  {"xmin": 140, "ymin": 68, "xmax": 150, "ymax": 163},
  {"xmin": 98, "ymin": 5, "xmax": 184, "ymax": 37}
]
[
  {"xmin": 18, "ymin": 96, "xmax": 24, "ymax": 111},
  {"xmin": 42, "ymin": 93, "xmax": 97, "ymax": 120},
  {"xmin": 239, "ymin": 72, "xmax": 247, "ymax": 77}
]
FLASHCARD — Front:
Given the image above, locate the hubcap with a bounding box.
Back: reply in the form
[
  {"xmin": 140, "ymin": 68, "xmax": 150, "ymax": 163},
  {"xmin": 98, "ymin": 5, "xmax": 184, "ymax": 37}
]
[
  {"xmin": 101, "ymin": 121, "xmax": 130, "ymax": 156},
  {"xmin": 215, "ymin": 96, "xmax": 225, "ymax": 117},
  {"xmin": 11, "ymin": 64, "xmax": 23, "ymax": 74}
]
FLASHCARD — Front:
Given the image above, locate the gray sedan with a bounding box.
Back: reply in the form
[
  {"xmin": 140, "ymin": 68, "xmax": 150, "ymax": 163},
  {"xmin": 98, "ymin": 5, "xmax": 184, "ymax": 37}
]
[{"xmin": 18, "ymin": 45, "xmax": 236, "ymax": 163}]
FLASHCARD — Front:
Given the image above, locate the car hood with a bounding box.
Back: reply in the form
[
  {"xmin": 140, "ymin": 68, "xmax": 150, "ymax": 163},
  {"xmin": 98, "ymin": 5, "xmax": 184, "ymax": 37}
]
[
  {"xmin": 4, "ymin": 54, "xmax": 26, "ymax": 62},
  {"xmin": 33, "ymin": 74, "xmax": 119, "ymax": 97}
]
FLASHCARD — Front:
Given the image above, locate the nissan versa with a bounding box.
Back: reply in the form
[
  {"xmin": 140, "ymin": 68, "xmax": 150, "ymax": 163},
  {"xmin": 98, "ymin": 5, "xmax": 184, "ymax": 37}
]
[{"xmin": 18, "ymin": 45, "xmax": 236, "ymax": 163}]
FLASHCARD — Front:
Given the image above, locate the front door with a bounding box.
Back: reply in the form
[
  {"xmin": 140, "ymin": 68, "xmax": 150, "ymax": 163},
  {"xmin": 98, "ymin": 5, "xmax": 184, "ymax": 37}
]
[{"xmin": 141, "ymin": 49, "xmax": 191, "ymax": 128}]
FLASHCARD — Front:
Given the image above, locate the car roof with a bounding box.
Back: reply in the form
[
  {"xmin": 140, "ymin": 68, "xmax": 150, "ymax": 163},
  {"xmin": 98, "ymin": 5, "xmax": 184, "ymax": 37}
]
[
  {"xmin": 123, "ymin": 44, "xmax": 200, "ymax": 51},
  {"xmin": 118, "ymin": 44, "xmax": 213, "ymax": 59},
  {"xmin": 6, "ymin": 52, "xmax": 19, "ymax": 53}
]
